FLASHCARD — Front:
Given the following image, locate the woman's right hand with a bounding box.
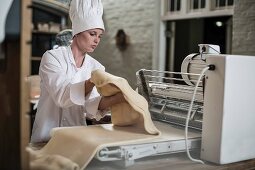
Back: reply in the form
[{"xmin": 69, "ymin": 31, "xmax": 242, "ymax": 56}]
[{"xmin": 85, "ymin": 78, "xmax": 95, "ymax": 96}]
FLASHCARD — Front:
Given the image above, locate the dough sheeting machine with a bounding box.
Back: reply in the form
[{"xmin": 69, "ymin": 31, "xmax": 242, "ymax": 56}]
[
  {"xmin": 94, "ymin": 66, "xmax": 203, "ymax": 166},
  {"xmin": 137, "ymin": 69, "xmax": 204, "ymax": 131},
  {"xmin": 93, "ymin": 45, "xmax": 205, "ymax": 167},
  {"xmin": 93, "ymin": 44, "xmax": 255, "ymax": 167}
]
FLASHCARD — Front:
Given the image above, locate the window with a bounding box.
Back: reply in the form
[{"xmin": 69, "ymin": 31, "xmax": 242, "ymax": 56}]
[
  {"xmin": 190, "ymin": 0, "xmax": 206, "ymax": 10},
  {"xmin": 162, "ymin": 0, "xmax": 234, "ymax": 20},
  {"xmin": 215, "ymin": 0, "xmax": 234, "ymax": 9},
  {"xmin": 167, "ymin": 0, "xmax": 181, "ymax": 12}
]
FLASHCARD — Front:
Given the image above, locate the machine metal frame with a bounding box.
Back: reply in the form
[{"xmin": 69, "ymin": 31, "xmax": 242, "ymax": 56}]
[{"xmin": 94, "ymin": 69, "xmax": 203, "ymax": 166}]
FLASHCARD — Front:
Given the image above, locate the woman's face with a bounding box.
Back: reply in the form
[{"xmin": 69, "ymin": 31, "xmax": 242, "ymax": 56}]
[{"xmin": 76, "ymin": 28, "xmax": 103, "ymax": 53}]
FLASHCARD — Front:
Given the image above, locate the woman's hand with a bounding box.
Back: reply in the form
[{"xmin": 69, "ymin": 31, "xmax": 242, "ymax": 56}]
[
  {"xmin": 85, "ymin": 78, "xmax": 95, "ymax": 96},
  {"xmin": 98, "ymin": 92, "xmax": 126, "ymax": 110}
]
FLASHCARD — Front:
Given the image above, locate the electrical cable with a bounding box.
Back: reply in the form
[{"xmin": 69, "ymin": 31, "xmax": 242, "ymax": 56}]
[{"xmin": 185, "ymin": 66, "xmax": 211, "ymax": 164}]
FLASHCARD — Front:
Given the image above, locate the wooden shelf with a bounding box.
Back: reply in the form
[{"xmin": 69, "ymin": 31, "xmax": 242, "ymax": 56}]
[{"xmin": 32, "ymin": 30, "xmax": 58, "ymax": 35}]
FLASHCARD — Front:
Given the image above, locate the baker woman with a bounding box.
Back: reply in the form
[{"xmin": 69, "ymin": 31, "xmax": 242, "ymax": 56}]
[{"xmin": 31, "ymin": 0, "xmax": 125, "ymax": 143}]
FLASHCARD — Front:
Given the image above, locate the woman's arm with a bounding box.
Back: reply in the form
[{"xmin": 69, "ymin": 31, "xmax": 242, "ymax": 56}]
[
  {"xmin": 84, "ymin": 79, "xmax": 95, "ymax": 96},
  {"xmin": 98, "ymin": 92, "xmax": 126, "ymax": 110}
]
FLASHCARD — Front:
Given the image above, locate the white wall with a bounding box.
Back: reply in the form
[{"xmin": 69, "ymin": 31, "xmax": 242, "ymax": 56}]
[
  {"xmin": 92, "ymin": 0, "xmax": 156, "ymax": 88},
  {"xmin": 232, "ymin": 0, "xmax": 255, "ymax": 55}
]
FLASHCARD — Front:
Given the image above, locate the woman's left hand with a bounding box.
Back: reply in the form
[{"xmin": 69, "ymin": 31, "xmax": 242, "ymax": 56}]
[{"xmin": 98, "ymin": 92, "xmax": 126, "ymax": 110}]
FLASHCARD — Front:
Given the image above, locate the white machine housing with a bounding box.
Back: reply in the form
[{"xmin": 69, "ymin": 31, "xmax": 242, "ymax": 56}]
[{"xmin": 201, "ymin": 54, "xmax": 255, "ymax": 164}]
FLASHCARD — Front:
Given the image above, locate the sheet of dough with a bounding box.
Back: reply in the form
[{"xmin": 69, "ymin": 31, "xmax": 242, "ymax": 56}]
[
  {"xmin": 30, "ymin": 121, "xmax": 200, "ymax": 169},
  {"xmin": 29, "ymin": 70, "xmax": 161, "ymax": 169},
  {"xmin": 146, "ymin": 121, "xmax": 201, "ymax": 142},
  {"xmin": 90, "ymin": 69, "xmax": 160, "ymax": 135},
  {"xmin": 35, "ymin": 124, "xmax": 161, "ymax": 169}
]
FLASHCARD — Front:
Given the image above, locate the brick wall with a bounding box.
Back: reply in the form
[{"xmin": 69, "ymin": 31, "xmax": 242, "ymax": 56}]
[
  {"xmin": 232, "ymin": 0, "xmax": 255, "ymax": 55},
  {"xmin": 93, "ymin": 0, "xmax": 156, "ymax": 88}
]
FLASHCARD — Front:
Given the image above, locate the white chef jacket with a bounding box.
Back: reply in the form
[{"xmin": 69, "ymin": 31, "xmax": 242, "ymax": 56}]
[{"xmin": 31, "ymin": 46, "xmax": 106, "ymax": 143}]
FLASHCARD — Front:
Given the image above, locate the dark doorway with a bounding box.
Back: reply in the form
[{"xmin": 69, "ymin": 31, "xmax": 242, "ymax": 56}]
[{"xmin": 166, "ymin": 16, "xmax": 232, "ymax": 72}]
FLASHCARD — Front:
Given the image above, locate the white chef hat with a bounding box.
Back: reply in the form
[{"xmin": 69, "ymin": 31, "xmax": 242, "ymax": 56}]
[{"xmin": 69, "ymin": 0, "xmax": 105, "ymax": 37}]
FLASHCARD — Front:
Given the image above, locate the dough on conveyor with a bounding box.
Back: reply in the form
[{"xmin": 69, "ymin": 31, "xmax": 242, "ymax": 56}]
[
  {"xmin": 28, "ymin": 70, "xmax": 160, "ymax": 169},
  {"xmin": 90, "ymin": 69, "xmax": 160, "ymax": 135}
]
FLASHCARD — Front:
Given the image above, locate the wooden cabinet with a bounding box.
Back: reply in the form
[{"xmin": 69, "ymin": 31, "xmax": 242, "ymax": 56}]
[
  {"xmin": 31, "ymin": 30, "xmax": 58, "ymax": 74},
  {"xmin": 28, "ymin": 1, "xmax": 70, "ymax": 128},
  {"xmin": 9, "ymin": 1, "xmax": 70, "ymax": 169},
  {"xmin": 31, "ymin": 1, "xmax": 70, "ymax": 74},
  {"xmin": 20, "ymin": 0, "xmax": 32, "ymax": 168}
]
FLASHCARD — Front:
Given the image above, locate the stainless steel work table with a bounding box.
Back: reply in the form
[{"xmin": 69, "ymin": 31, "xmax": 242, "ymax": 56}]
[{"xmin": 87, "ymin": 150, "xmax": 255, "ymax": 170}]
